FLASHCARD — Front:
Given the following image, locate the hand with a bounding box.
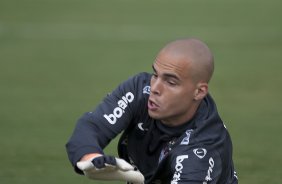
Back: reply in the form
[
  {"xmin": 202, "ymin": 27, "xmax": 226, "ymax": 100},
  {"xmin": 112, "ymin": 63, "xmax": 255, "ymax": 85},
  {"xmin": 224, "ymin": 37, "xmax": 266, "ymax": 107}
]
[
  {"xmin": 80, "ymin": 153, "xmax": 102, "ymax": 161},
  {"xmin": 90, "ymin": 155, "xmax": 117, "ymax": 170},
  {"xmin": 77, "ymin": 155, "xmax": 144, "ymax": 184}
]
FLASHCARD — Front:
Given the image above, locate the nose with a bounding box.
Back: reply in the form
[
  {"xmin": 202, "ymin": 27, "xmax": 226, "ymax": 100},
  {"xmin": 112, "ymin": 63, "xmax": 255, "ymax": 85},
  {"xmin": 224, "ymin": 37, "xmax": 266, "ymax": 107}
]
[{"xmin": 150, "ymin": 77, "xmax": 162, "ymax": 96}]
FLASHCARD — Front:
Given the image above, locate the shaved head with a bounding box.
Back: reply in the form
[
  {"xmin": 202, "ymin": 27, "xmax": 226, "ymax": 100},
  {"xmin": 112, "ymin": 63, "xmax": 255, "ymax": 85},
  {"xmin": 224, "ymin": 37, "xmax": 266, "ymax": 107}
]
[
  {"xmin": 150, "ymin": 38, "xmax": 214, "ymax": 125},
  {"xmin": 158, "ymin": 38, "xmax": 214, "ymax": 83}
]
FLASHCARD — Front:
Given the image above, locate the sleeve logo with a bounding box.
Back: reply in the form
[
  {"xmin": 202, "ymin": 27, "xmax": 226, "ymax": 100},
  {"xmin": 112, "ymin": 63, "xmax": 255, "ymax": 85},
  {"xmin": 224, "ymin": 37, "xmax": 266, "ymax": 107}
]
[
  {"xmin": 103, "ymin": 92, "xmax": 134, "ymax": 124},
  {"xmin": 143, "ymin": 86, "xmax": 151, "ymax": 94}
]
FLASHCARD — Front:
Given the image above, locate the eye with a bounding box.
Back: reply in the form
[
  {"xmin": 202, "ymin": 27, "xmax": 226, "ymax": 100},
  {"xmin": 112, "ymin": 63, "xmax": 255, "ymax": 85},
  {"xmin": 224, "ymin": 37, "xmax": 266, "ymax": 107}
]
[
  {"xmin": 167, "ymin": 80, "xmax": 177, "ymax": 86},
  {"xmin": 152, "ymin": 73, "xmax": 158, "ymax": 78}
]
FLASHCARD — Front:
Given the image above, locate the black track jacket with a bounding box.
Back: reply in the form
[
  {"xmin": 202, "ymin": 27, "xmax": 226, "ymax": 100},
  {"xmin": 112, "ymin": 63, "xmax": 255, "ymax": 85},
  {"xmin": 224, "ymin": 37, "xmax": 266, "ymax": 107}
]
[{"xmin": 66, "ymin": 72, "xmax": 238, "ymax": 184}]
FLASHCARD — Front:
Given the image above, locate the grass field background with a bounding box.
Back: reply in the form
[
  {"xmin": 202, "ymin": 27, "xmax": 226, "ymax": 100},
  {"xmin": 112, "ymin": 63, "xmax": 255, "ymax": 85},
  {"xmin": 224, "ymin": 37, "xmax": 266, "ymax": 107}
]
[{"xmin": 1, "ymin": 0, "xmax": 282, "ymax": 183}]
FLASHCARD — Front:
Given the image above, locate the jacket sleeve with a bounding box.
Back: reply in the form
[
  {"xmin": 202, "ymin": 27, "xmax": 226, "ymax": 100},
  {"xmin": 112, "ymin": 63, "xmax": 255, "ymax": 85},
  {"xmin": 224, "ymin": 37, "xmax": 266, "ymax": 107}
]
[
  {"xmin": 65, "ymin": 73, "xmax": 149, "ymax": 174},
  {"xmin": 170, "ymin": 148, "xmax": 222, "ymax": 184}
]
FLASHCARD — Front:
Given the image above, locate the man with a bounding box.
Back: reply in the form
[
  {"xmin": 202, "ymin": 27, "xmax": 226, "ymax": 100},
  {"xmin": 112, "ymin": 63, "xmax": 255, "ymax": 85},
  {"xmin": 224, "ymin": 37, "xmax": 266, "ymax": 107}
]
[{"xmin": 66, "ymin": 38, "xmax": 238, "ymax": 183}]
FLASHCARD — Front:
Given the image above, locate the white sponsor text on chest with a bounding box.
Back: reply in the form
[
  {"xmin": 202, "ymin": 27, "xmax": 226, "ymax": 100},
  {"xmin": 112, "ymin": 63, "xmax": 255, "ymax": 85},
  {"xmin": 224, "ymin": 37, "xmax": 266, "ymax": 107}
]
[{"xmin": 104, "ymin": 92, "xmax": 134, "ymax": 124}]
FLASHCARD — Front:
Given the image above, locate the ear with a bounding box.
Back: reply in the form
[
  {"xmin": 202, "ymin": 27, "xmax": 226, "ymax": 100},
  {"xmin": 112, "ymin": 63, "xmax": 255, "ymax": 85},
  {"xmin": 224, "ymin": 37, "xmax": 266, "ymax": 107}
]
[{"xmin": 194, "ymin": 82, "xmax": 208, "ymax": 101}]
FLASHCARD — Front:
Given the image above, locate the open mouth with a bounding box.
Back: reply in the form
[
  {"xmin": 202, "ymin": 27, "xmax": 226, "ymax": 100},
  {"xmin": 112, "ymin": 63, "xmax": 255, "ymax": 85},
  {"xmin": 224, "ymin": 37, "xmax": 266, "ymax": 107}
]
[{"xmin": 148, "ymin": 99, "xmax": 159, "ymax": 111}]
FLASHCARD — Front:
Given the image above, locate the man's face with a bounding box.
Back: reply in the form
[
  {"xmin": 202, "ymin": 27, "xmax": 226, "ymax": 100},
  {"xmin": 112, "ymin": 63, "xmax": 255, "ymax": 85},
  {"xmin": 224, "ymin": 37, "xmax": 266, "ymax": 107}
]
[{"xmin": 148, "ymin": 51, "xmax": 198, "ymax": 126}]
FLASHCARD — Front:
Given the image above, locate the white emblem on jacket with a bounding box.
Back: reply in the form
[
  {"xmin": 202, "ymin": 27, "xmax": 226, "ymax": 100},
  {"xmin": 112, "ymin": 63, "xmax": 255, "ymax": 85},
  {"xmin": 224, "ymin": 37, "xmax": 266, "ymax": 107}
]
[
  {"xmin": 180, "ymin": 129, "xmax": 193, "ymax": 145},
  {"xmin": 171, "ymin": 155, "xmax": 188, "ymax": 184},
  {"xmin": 104, "ymin": 92, "xmax": 134, "ymax": 124}
]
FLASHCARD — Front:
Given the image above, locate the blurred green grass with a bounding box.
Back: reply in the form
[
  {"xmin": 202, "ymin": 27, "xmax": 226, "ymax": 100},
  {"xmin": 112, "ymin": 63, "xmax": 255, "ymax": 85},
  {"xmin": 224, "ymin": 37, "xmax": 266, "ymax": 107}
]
[{"xmin": 0, "ymin": 0, "xmax": 281, "ymax": 183}]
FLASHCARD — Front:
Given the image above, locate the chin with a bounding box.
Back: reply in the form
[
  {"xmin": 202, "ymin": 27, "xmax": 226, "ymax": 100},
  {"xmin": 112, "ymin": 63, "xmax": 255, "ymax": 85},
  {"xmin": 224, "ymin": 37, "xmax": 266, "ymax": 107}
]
[{"xmin": 148, "ymin": 111, "xmax": 162, "ymax": 120}]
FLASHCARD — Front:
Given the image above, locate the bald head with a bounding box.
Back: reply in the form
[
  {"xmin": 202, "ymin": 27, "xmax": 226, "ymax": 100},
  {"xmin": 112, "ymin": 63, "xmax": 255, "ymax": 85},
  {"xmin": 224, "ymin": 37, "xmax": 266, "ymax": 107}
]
[{"xmin": 158, "ymin": 38, "xmax": 214, "ymax": 83}]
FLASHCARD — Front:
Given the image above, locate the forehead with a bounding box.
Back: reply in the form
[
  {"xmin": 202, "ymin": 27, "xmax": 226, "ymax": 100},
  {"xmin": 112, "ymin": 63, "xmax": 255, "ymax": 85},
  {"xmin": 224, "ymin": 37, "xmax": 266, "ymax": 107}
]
[{"xmin": 154, "ymin": 52, "xmax": 192, "ymax": 80}]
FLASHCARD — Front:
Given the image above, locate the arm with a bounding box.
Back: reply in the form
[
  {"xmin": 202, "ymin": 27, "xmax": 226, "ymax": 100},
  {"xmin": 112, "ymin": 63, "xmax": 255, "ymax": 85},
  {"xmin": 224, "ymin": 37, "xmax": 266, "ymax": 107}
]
[{"xmin": 65, "ymin": 73, "xmax": 149, "ymax": 174}]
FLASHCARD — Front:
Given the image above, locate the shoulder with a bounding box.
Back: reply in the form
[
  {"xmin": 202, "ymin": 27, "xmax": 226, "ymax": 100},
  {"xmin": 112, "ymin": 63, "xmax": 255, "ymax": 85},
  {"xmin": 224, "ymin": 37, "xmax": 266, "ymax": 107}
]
[
  {"xmin": 116, "ymin": 72, "xmax": 151, "ymax": 99},
  {"xmin": 127, "ymin": 72, "xmax": 151, "ymax": 86},
  {"xmin": 119, "ymin": 72, "xmax": 151, "ymax": 88}
]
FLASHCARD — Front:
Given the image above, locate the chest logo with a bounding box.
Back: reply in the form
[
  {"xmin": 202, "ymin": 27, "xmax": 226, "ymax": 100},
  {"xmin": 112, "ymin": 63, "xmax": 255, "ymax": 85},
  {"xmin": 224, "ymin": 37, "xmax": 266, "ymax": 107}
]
[
  {"xmin": 193, "ymin": 148, "xmax": 207, "ymax": 159},
  {"xmin": 171, "ymin": 155, "xmax": 189, "ymax": 184}
]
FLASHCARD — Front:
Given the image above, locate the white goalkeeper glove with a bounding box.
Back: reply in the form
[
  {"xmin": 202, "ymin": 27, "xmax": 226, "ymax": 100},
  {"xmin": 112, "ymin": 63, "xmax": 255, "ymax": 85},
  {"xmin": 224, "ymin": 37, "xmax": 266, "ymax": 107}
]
[{"xmin": 77, "ymin": 155, "xmax": 144, "ymax": 184}]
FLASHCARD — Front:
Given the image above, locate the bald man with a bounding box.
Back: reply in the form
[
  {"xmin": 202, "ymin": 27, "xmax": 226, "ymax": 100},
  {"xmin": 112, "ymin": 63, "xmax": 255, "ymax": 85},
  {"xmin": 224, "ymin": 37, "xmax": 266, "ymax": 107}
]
[{"xmin": 66, "ymin": 38, "xmax": 238, "ymax": 184}]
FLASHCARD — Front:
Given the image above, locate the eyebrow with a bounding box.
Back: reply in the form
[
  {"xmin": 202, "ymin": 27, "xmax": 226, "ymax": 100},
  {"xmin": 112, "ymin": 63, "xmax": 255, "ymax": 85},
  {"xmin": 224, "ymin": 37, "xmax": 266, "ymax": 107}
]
[{"xmin": 152, "ymin": 65, "xmax": 180, "ymax": 81}]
